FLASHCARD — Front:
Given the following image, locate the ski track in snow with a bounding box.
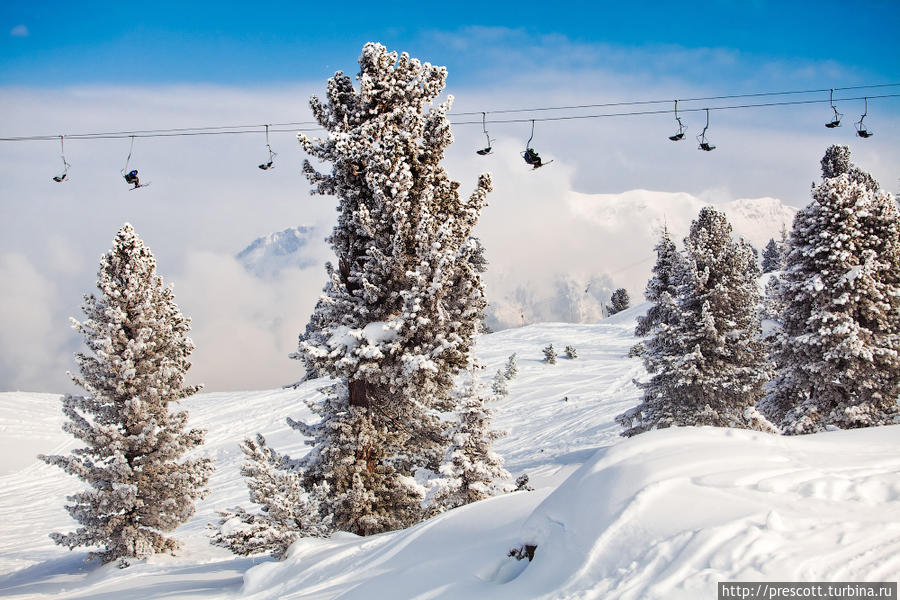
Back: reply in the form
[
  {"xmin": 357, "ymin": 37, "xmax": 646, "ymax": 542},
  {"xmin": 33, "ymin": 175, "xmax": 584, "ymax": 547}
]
[{"xmin": 0, "ymin": 305, "xmax": 898, "ymax": 599}]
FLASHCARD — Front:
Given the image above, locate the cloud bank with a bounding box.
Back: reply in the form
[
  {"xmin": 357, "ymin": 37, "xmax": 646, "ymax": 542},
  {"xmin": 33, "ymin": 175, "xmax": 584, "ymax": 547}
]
[{"xmin": 1, "ymin": 60, "xmax": 897, "ymax": 391}]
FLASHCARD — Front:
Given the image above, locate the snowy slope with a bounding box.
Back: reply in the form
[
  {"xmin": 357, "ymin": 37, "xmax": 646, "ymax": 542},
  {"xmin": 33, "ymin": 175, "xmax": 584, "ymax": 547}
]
[{"xmin": 1, "ymin": 308, "xmax": 898, "ymax": 599}]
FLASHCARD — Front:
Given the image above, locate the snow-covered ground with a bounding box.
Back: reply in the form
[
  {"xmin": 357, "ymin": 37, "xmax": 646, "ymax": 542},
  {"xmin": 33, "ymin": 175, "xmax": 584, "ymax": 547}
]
[{"xmin": 1, "ymin": 306, "xmax": 898, "ymax": 599}]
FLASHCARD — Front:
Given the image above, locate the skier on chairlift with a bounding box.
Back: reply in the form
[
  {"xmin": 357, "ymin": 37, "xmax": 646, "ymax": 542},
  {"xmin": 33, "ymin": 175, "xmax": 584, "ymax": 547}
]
[
  {"xmin": 124, "ymin": 169, "xmax": 141, "ymax": 189},
  {"xmin": 523, "ymin": 147, "xmax": 544, "ymax": 168}
]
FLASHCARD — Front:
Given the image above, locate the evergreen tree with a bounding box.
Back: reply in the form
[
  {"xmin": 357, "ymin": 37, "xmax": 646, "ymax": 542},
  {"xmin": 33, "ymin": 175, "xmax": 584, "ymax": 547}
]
[
  {"xmin": 761, "ymin": 273, "xmax": 784, "ymax": 323},
  {"xmin": 210, "ymin": 434, "xmax": 330, "ymax": 559},
  {"xmin": 290, "ymin": 43, "xmax": 492, "ymax": 535},
  {"xmin": 564, "ymin": 345, "xmax": 578, "ymax": 359},
  {"xmin": 761, "ymin": 238, "xmax": 782, "ymax": 273},
  {"xmin": 635, "ymin": 226, "xmax": 681, "ymax": 337},
  {"xmin": 39, "ymin": 224, "xmax": 212, "ymax": 567},
  {"xmin": 618, "ymin": 207, "xmax": 774, "ymax": 436},
  {"xmin": 761, "ymin": 147, "xmax": 900, "ymax": 433},
  {"xmin": 503, "ymin": 353, "xmax": 519, "ymax": 379},
  {"xmin": 777, "ymin": 224, "xmax": 790, "ymax": 265},
  {"xmin": 606, "ymin": 288, "xmax": 630, "ymax": 316},
  {"xmin": 428, "ymin": 371, "xmax": 508, "ymax": 511},
  {"xmin": 542, "ymin": 344, "xmax": 557, "ymax": 364},
  {"xmin": 491, "ymin": 369, "xmax": 509, "ymax": 397}
]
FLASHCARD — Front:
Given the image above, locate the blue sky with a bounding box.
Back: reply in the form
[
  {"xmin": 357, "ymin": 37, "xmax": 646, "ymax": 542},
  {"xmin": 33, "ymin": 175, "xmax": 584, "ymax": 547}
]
[{"xmin": 3, "ymin": 1, "xmax": 899, "ymax": 86}]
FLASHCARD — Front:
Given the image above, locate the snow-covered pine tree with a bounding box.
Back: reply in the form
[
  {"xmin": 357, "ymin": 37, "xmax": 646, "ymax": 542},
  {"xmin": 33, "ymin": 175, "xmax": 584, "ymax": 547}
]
[
  {"xmin": 491, "ymin": 369, "xmax": 509, "ymax": 397},
  {"xmin": 618, "ymin": 207, "xmax": 774, "ymax": 436},
  {"xmin": 503, "ymin": 353, "xmax": 518, "ymax": 379},
  {"xmin": 635, "ymin": 227, "xmax": 681, "ymax": 337},
  {"xmin": 428, "ymin": 371, "xmax": 508, "ymax": 511},
  {"xmin": 39, "ymin": 223, "xmax": 212, "ymax": 567},
  {"xmin": 606, "ymin": 288, "xmax": 630, "ymax": 316},
  {"xmin": 761, "ymin": 273, "xmax": 784, "ymax": 323},
  {"xmin": 777, "ymin": 224, "xmax": 790, "ymax": 266},
  {"xmin": 290, "ymin": 43, "xmax": 492, "ymax": 535},
  {"xmin": 210, "ymin": 434, "xmax": 330, "ymax": 558},
  {"xmin": 761, "ymin": 146, "xmax": 900, "ymax": 433},
  {"xmin": 761, "ymin": 238, "xmax": 781, "ymax": 273},
  {"xmin": 542, "ymin": 344, "xmax": 557, "ymax": 364},
  {"xmin": 564, "ymin": 345, "xmax": 578, "ymax": 359}
]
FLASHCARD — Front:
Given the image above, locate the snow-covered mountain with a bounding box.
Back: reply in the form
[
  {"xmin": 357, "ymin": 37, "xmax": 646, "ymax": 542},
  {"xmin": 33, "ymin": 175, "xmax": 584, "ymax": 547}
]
[
  {"xmin": 2, "ymin": 308, "xmax": 897, "ymax": 599},
  {"xmin": 235, "ymin": 226, "xmax": 323, "ymax": 279},
  {"xmin": 565, "ymin": 190, "xmax": 796, "ymax": 251},
  {"xmin": 483, "ymin": 191, "xmax": 797, "ymax": 330}
]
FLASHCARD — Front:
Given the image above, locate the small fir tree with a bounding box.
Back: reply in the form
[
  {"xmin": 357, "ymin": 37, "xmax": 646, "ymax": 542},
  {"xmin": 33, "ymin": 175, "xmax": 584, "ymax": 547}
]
[
  {"xmin": 503, "ymin": 353, "xmax": 519, "ymax": 379},
  {"xmin": 210, "ymin": 434, "xmax": 331, "ymax": 559},
  {"xmin": 542, "ymin": 344, "xmax": 557, "ymax": 364},
  {"xmin": 491, "ymin": 369, "xmax": 509, "ymax": 397},
  {"xmin": 618, "ymin": 207, "xmax": 774, "ymax": 436},
  {"xmin": 761, "ymin": 273, "xmax": 784, "ymax": 323},
  {"xmin": 39, "ymin": 224, "xmax": 212, "ymax": 567},
  {"xmin": 564, "ymin": 345, "xmax": 578, "ymax": 359},
  {"xmin": 761, "ymin": 238, "xmax": 782, "ymax": 273},
  {"xmin": 761, "ymin": 147, "xmax": 900, "ymax": 433},
  {"xmin": 514, "ymin": 474, "xmax": 534, "ymax": 492},
  {"xmin": 606, "ymin": 288, "xmax": 630, "ymax": 316},
  {"xmin": 777, "ymin": 224, "xmax": 790, "ymax": 265},
  {"xmin": 428, "ymin": 372, "xmax": 508, "ymax": 511}
]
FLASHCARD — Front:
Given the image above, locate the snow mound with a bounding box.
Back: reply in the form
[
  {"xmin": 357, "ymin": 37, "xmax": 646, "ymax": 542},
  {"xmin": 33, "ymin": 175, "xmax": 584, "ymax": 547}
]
[
  {"xmin": 515, "ymin": 425, "xmax": 900, "ymax": 599},
  {"xmin": 236, "ymin": 424, "xmax": 900, "ymax": 600}
]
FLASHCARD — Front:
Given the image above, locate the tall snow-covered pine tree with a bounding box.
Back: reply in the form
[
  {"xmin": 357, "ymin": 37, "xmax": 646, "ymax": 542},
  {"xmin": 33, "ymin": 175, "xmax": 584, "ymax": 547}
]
[
  {"xmin": 618, "ymin": 207, "xmax": 773, "ymax": 436},
  {"xmin": 761, "ymin": 146, "xmax": 900, "ymax": 433},
  {"xmin": 291, "ymin": 43, "xmax": 492, "ymax": 535},
  {"xmin": 40, "ymin": 223, "xmax": 212, "ymax": 567}
]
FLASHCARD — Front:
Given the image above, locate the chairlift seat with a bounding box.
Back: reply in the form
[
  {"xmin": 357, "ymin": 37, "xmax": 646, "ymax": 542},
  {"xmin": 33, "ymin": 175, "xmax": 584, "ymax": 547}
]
[
  {"xmin": 825, "ymin": 120, "xmax": 841, "ymax": 128},
  {"xmin": 476, "ymin": 147, "xmax": 492, "ymax": 156},
  {"xmin": 52, "ymin": 174, "xmax": 67, "ymax": 182},
  {"xmin": 258, "ymin": 161, "xmax": 274, "ymax": 170},
  {"xmin": 699, "ymin": 142, "xmax": 716, "ymax": 151},
  {"xmin": 857, "ymin": 129, "xmax": 873, "ymax": 138},
  {"xmin": 668, "ymin": 133, "xmax": 685, "ymax": 141}
]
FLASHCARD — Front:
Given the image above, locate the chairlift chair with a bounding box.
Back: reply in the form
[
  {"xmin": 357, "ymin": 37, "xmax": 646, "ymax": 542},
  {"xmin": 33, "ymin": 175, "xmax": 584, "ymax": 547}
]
[
  {"xmin": 52, "ymin": 135, "xmax": 70, "ymax": 182},
  {"xmin": 258, "ymin": 124, "xmax": 277, "ymax": 170},
  {"xmin": 696, "ymin": 108, "xmax": 716, "ymax": 151},
  {"xmin": 120, "ymin": 136, "xmax": 149, "ymax": 189},
  {"xmin": 856, "ymin": 97, "xmax": 874, "ymax": 138},
  {"xmin": 668, "ymin": 100, "xmax": 686, "ymax": 141},
  {"xmin": 521, "ymin": 120, "xmax": 552, "ymax": 168},
  {"xmin": 825, "ymin": 89, "xmax": 842, "ymax": 128},
  {"xmin": 476, "ymin": 113, "xmax": 495, "ymax": 155}
]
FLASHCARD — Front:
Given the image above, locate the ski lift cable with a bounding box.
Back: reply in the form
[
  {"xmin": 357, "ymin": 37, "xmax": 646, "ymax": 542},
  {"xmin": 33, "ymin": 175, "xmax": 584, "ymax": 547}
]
[
  {"xmin": 2, "ymin": 90, "xmax": 900, "ymax": 143},
  {"xmin": 448, "ymin": 93, "xmax": 900, "ymax": 126},
  {"xmin": 451, "ymin": 82, "xmax": 900, "ymax": 117}
]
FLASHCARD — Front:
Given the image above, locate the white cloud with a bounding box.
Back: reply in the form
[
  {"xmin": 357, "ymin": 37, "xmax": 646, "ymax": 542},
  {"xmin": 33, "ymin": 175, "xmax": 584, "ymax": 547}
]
[
  {"xmin": 1, "ymin": 63, "xmax": 898, "ymax": 391},
  {"xmin": 171, "ymin": 251, "xmax": 326, "ymax": 392},
  {"xmin": 10, "ymin": 25, "xmax": 28, "ymax": 37},
  {"xmin": 0, "ymin": 253, "xmax": 71, "ymax": 391}
]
